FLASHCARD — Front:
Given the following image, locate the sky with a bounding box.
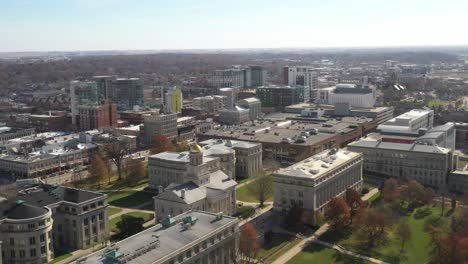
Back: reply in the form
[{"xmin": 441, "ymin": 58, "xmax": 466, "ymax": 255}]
[{"xmin": 1, "ymin": 0, "xmax": 468, "ymax": 52}]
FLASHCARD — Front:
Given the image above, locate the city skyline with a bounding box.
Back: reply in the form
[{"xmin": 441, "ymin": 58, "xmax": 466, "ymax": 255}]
[{"xmin": 1, "ymin": 0, "xmax": 468, "ymax": 52}]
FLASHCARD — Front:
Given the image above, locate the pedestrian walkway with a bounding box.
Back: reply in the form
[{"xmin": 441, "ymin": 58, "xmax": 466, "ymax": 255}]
[{"xmin": 272, "ymin": 188, "xmax": 380, "ymax": 264}]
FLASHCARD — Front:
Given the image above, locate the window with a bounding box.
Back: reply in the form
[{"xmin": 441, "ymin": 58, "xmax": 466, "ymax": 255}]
[
  {"xmin": 40, "ymin": 234, "xmax": 45, "ymax": 243},
  {"xmin": 99, "ymin": 212, "xmax": 104, "ymax": 220},
  {"xmin": 10, "ymin": 250, "xmax": 15, "ymax": 258},
  {"xmin": 84, "ymin": 218, "xmax": 89, "ymax": 226},
  {"xmin": 30, "ymin": 249, "xmax": 37, "ymax": 257},
  {"xmin": 30, "ymin": 237, "xmax": 36, "ymax": 245},
  {"xmin": 28, "ymin": 223, "xmax": 35, "ymax": 229},
  {"xmin": 40, "ymin": 246, "xmax": 46, "ymax": 254},
  {"xmin": 73, "ymin": 220, "xmax": 77, "ymax": 228},
  {"xmin": 9, "ymin": 238, "xmax": 14, "ymax": 246},
  {"xmin": 19, "ymin": 250, "xmax": 25, "ymax": 259}
]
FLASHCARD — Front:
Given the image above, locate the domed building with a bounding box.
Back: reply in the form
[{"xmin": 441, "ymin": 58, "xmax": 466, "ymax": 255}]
[{"xmin": 0, "ymin": 200, "xmax": 54, "ymax": 264}]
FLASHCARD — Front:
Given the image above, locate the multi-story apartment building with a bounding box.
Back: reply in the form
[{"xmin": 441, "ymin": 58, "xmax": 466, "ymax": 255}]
[
  {"xmin": 0, "ymin": 200, "xmax": 54, "ymax": 264},
  {"xmin": 28, "ymin": 113, "xmax": 67, "ymax": 133},
  {"xmin": 142, "ymin": 113, "xmax": 178, "ymax": 145},
  {"xmin": 17, "ymin": 184, "xmax": 109, "ymax": 251},
  {"xmin": 70, "ymin": 81, "xmax": 100, "ymax": 126},
  {"xmin": 199, "ymin": 139, "xmax": 262, "ymax": 179},
  {"xmin": 192, "ymin": 95, "xmax": 227, "ymax": 115},
  {"xmin": 162, "ymin": 86, "xmax": 183, "ymax": 114},
  {"xmin": 150, "ymin": 144, "xmax": 237, "ymax": 221},
  {"xmin": 250, "ymin": 65, "xmax": 267, "ymax": 88},
  {"xmin": 273, "ymin": 149, "xmax": 362, "ymax": 217},
  {"xmin": 92, "ymin": 76, "xmax": 114, "ymax": 100},
  {"xmin": 256, "ymin": 85, "xmax": 305, "ymax": 111},
  {"xmin": 78, "ymin": 101, "xmax": 118, "ymax": 131},
  {"xmin": 82, "ymin": 211, "xmax": 240, "ymax": 264},
  {"xmin": 283, "ymin": 66, "xmax": 318, "ymax": 102},
  {"xmin": 112, "ymin": 78, "xmax": 144, "ymax": 110},
  {"xmin": 237, "ymin": 97, "xmax": 263, "ymax": 121}
]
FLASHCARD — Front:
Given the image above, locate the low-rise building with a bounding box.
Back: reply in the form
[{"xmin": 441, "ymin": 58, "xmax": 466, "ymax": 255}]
[
  {"xmin": 200, "ymin": 139, "xmax": 262, "ymax": 179},
  {"xmin": 273, "ymin": 149, "xmax": 362, "ymax": 218},
  {"xmin": 150, "ymin": 144, "xmax": 237, "ymax": 221},
  {"xmin": 348, "ymin": 138, "xmax": 454, "ymax": 188},
  {"xmin": 219, "ymin": 107, "xmax": 250, "ymax": 125},
  {"xmin": 142, "ymin": 113, "xmax": 178, "ymax": 146},
  {"xmin": 81, "ymin": 211, "xmax": 240, "ymax": 264},
  {"xmin": 78, "ymin": 101, "xmax": 118, "ymax": 131},
  {"xmin": 237, "ymin": 97, "xmax": 263, "ymax": 121},
  {"xmin": 0, "ymin": 127, "xmax": 35, "ymax": 143}
]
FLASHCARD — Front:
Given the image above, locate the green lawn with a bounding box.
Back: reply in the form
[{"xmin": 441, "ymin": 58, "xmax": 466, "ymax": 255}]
[
  {"xmin": 236, "ymin": 179, "xmax": 273, "ymax": 203},
  {"xmin": 235, "ymin": 206, "xmax": 255, "ymax": 219},
  {"xmin": 289, "ymin": 243, "xmax": 370, "ymax": 264},
  {"xmin": 427, "ymin": 99, "xmax": 449, "ymax": 108},
  {"xmin": 106, "ymin": 190, "xmax": 154, "ymax": 208},
  {"xmin": 109, "ymin": 211, "xmax": 153, "ymax": 232},
  {"xmin": 266, "ymin": 238, "xmax": 302, "ymax": 263},
  {"xmin": 107, "ymin": 207, "xmax": 123, "ymax": 217},
  {"xmin": 48, "ymin": 252, "xmax": 72, "ymax": 264},
  {"xmin": 322, "ymin": 205, "xmax": 448, "ymax": 264},
  {"xmin": 257, "ymin": 233, "xmax": 295, "ymax": 260},
  {"xmin": 366, "ymin": 191, "xmax": 381, "ymax": 207}
]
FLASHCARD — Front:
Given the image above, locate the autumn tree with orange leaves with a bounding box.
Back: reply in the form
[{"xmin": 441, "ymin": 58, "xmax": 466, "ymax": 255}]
[
  {"xmin": 325, "ymin": 197, "xmax": 351, "ymax": 230},
  {"xmin": 239, "ymin": 223, "xmax": 260, "ymax": 263},
  {"xmin": 345, "ymin": 188, "xmax": 366, "ymax": 224}
]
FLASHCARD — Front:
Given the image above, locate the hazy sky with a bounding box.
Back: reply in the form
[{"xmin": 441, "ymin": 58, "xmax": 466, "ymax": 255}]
[{"xmin": 1, "ymin": 0, "xmax": 467, "ymax": 52}]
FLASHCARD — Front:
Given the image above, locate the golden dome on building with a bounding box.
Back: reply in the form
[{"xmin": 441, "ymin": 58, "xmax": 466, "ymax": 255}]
[{"xmin": 190, "ymin": 143, "xmax": 203, "ymax": 153}]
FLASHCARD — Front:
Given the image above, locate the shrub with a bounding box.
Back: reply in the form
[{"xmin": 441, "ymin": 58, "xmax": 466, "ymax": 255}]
[{"xmin": 361, "ymin": 187, "xmax": 370, "ymax": 195}]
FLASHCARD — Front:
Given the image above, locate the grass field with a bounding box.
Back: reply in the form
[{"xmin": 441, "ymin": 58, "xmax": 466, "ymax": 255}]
[
  {"xmin": 106, "ymin": 190, "xmax": 154, "ymax": 208},
  {"xmin": 236, "ymin": 179, "xmax": 273, "ymax": 203},
  {"xmin": 289, "ymin": 243, "xmax": 370, "ymax": 264},
  {"xmin": 107, "ymin": 207, "xmax": 123, "ymax": 217},
  {"xmin": 257, "ymin": 233, "xmax": 296, "ymax": 260},
  {"xmin": 235, "ymin": 205, "xmax": 255, "ymax": 219},
  {"xmin": 427, "ymin": 99, "xmax": 449, "ymax": 108},
  {"xmin": 109, "ymin": 211, "xmax": 153, "ymax": 232},
  {"xmin": 319, "ymin": 205, "xmax": 449, "ymax": 264}
]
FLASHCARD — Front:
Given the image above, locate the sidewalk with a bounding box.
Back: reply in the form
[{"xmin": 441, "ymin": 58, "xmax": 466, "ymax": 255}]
[
  {"xmin": 272, "ymin": 188, "xmax": 380, "ymax": 264},
  {"xmin": 313, "ymin": 239, "xmax": 389, "ymax": 264}
]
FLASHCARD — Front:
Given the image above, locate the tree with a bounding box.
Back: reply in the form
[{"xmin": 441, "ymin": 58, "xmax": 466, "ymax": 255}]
[
  {"xmin": 451, "ymin": 196, "xmax": 457, "ymax": 211},
  {"xmin": 150, "ymin": 135, "xmax": 174, "ymax": 154},
  {"xmin": 88, "ymin": 153, "xmax": 110, "ymax": 184},
  {"xmin": 247, "ymin": 175, "xmax": 272, "ymax": 207},
  {"xmin": 355, "ymin": 208, "xmax": 393, "ymax": 250},
  {"xmin": 239, "ymin": 223, "xmax": 260, "ymax": 263},
  {"xmin": 125, "ymin": 158, "xmax": 146, "ymax": 185},
  {"xmin": 116, "ymin": 215, "xmax": 145, "ymax": 238},
  {"xmin": 174, "ymin": 140, "xmax": 191, "ymax": 152},
  {"xmin": 325, "ymin": 197, "xmax": 351, "ymax": 230},
  {"xmin": 395, "ymin": 220, "xmax": 412, "ymax": 253},
  {"xmin": 345, "ymin": 188, "xmax": 366, "ymax": 224},
  {"xmin": 383, "ymin": 178, "xmax": 400, "ymax": 204},
  {"xmin": 106, "ymin": 139, "xmax": 131, "ymax": 181}
]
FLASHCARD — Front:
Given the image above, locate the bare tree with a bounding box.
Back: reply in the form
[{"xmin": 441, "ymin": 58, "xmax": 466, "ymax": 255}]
[
  {"xmin": 395, "ymin": 220, "xmax": 412, "ymax": 253},
  {"xmin": 247, "ymin": 174, "xmax": 273, "ymax": 207},
  {"xmin": 105, "ymin": 139, "xmax": 130, "ymax": 181}
]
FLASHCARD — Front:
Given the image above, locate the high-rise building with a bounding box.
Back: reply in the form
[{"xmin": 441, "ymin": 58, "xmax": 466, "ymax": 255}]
[
  {"xmin": 250, "ymin": 65, "xmax": 267, "ymax": 87},
  {"xmin": 219, "ymin": 88, "xmax": 238, "ymax": 109},
  {"xmin": 142, "ymin": 113, "xmax": 178, "ymax": 145},
  {"xmin": 78, "ymin": 100, "xmax": 118, "ymax": 131},
  {"xmin": 284, "ymin": 66, "xmax": 318, "ymax": 102},
  {"xmin": 93, "ymin": 76, "xmax": 114, "ymax": 100},
  {"xmin": 70, "ymin": 81, "xmax": 100, "ymax": 126},
  {"xmin": 256, "ymin": 85, "xmax": 305, "ymax": 110},
  {"xmin": 112, "ymin": 78, "xmax": 144, "ymax": 110},
  {"xmin": 162, "ymin": 86, "xmax": 183, "ymax": 114}
]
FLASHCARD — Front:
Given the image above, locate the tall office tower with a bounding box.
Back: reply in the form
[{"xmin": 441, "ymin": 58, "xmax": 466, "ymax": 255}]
[
  {"xmin": 284, "ymin": 66, "xmax": 318, "ymax": 102},
  {"xmin": 78, "ymin": 100, "xmax": 118, "ymax": 131},
  {"xmin": 162, "ymin": 86, "xmax": 183, "ymax": 114},
  {"xmin": 93, "ymin": 76, "xmax": 114, "ymax": 100},
  {"xmin": 256, "ymin": 85, "xmax": 305, "ymax": 110},
  {"xmin": 219, "ymin": 88, "xmax": 237, "ymax": 109},
  {"xmin": 250, "ymin": 65, "xmax": 267, "ymax": 87},
  {"xmin": 70, "ymin": 81, "xmax": 100, "ymax": 126},
  {"xmin": 112, "ymin": 78, "xmax": 144, "ymax": 110}
]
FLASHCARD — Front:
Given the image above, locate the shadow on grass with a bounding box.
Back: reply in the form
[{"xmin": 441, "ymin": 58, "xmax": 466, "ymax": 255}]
[
  {"xmin": 319, "ymin": 228, "xmax": 353, "ymax": 244},
  {"xmin": 381, "ymin": 251, "xmax": 408, "ymax": 264},
  {"xmin": 108, "ymin": 191, "xmax": 154, "ymax": 208},
  {"xmin": 333, "ymin": 251, "xmax": 371, "ymax": 264},
  {"xmin": 414, "ymin": 206, "xmax": 432, "ymax": 219},
  {"xmin": 262, "ymin": 233, "xmax": 293, "ymax": 251}
]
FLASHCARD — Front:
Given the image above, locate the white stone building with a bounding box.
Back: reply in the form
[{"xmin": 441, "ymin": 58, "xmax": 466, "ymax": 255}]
[{"xmin": 273, "ymin": 149, "xmax": 363, "ymax": 216}]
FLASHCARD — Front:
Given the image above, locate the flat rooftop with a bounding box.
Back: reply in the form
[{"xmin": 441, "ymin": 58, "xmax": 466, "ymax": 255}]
[
  {"xmin": 275, "ymin": 149, "xmax": 361, "ymax": 179},
  {"xmin": 348, "ymin": 138, "xmax": 450, "ymax": 154},
  {"xmin": 82, "ymin": 211, "xmax": 239, "ymax": 264}
]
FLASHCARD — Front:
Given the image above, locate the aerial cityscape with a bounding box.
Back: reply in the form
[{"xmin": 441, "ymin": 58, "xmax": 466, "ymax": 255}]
[{"xmin": 1, "ymin": 1, "xmax": 468, "ymax": 264}]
